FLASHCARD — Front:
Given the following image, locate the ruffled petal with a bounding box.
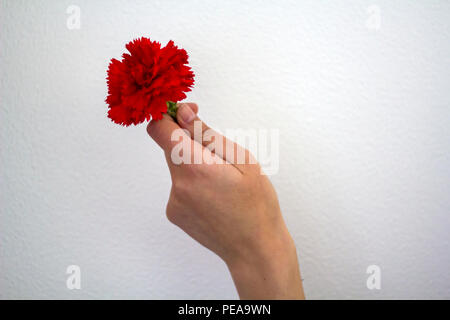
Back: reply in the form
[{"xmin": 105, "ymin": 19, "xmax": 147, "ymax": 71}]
[{"xmin": 106, "ymin": 37, "xmax": 195, "ymax": 126}]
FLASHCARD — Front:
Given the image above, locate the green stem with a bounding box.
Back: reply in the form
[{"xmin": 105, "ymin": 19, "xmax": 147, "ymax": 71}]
[{"xmin": 166, "ymin": 101, "xmax": 178, "ymax": 120}]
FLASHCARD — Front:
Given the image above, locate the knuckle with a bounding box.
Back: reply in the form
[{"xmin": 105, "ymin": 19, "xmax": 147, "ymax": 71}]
[
  {"xmin": 165, "ymin": 199, "xmax": 180, "ymax": 224},
  {"xmin": 146, "ymin": 121, "xmax": 157, "ymax": 136},
  {"xmin": 165, "ymin": 206, "xmax": 177, "ymax": 224},
  {"xmin": 172, "ymin": 180, "xmax": 185, "ymax": 194},
  {"xmin": 171, "ymin": 179, "xmax": 192, "ymax": 199}
]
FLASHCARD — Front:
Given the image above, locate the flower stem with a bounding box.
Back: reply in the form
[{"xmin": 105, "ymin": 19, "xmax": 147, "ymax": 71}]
[{"xmin": 166, "ymin": 101, "xmax": 178, "ymax": 120}]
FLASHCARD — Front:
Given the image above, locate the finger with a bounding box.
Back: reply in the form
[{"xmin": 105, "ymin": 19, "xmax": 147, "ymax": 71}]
[
  {"xmin": 147, "ymin": 113, "xmax": 187, "ymax": 153},
  {"xmin": 146, "ymin": 104, "xmax": 198, "ymax": 151},
  {"xmin": 147, "ymin": 112, "xmax": 207, "ymax": 174},
  {"xmin": 176, "ymin": 103, "xmax": 257, "ymax": 174}
]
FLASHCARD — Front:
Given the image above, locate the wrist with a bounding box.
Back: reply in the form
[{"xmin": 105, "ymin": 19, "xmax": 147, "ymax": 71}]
[{"xmin": 225, "ymin": 228, "xmax": 304, "ymax": 299}]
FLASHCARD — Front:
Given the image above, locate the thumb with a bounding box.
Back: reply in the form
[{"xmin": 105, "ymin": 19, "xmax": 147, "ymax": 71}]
[{"xmin": 177, "ymin": 103, "xmax": 199, "ymax": 125}]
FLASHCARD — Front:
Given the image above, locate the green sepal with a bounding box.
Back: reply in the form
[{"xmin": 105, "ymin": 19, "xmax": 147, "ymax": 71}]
[{"xmin": 166, "ymin": 101, "xmax": 178, "ymax": 119}]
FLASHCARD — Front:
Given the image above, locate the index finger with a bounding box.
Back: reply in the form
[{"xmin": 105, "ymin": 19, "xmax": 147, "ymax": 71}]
[{"xmin": 147, "ymin": 114, "xmax": 186, "ymax": 152}]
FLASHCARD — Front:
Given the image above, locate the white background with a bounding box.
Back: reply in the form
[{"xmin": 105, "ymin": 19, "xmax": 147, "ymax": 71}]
[{"xmin": 1, "ymin": 0, "xmax": 449, "ymax": 299}]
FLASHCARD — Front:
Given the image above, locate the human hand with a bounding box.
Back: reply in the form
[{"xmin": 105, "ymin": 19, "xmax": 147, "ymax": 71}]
[{"xmin": 147, "ymin": 103, "xmax": 304, "ymax": 299}]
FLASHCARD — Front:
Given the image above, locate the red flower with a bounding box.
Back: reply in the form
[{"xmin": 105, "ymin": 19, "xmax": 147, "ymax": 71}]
[{"xmin": 106, "ymin": 37, "xmax": 195, "ymax": 125}]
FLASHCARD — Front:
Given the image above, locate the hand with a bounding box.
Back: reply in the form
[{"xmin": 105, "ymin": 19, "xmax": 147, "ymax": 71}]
[{"xmin": 147, "ymin": 103, "xmax": 305, "ymax": 299}]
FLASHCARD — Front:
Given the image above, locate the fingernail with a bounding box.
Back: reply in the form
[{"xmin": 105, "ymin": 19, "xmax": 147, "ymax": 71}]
[{"xmin": 179, "ymin": 104, "xmax": 196, "ymax": 124}]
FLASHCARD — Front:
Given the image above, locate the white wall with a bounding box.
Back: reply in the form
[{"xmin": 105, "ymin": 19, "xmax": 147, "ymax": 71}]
[{"xmin": 1, "ymin": 0, "xmax": 449, "ymax": 299}]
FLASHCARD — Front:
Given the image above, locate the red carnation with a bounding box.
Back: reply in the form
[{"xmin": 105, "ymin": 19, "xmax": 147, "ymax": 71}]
[{"xmin": 106, "ymin": 37, "xmax": 195, "ymax": 126}]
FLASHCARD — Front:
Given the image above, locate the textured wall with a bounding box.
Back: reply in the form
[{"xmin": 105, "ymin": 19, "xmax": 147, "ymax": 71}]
[{"xmin": 1, "ymin": 0, "xmax": 449, "ymax": 299}]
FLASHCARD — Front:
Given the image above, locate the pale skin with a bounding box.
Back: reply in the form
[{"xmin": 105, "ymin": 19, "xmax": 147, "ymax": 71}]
[{"xmin": 147, "ymin": 103, "xmax": 305, "ymax": 299}]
